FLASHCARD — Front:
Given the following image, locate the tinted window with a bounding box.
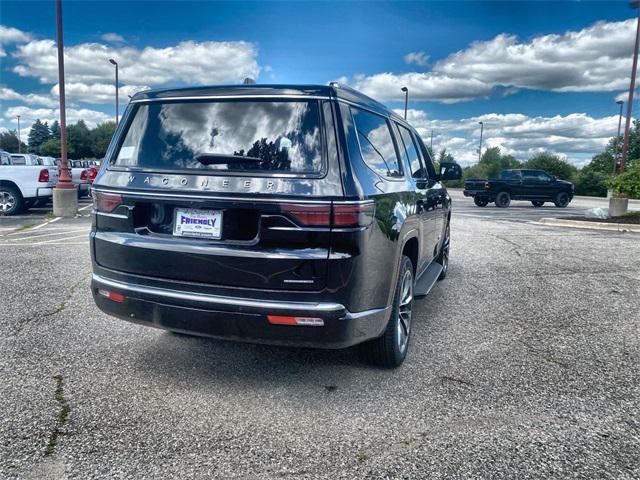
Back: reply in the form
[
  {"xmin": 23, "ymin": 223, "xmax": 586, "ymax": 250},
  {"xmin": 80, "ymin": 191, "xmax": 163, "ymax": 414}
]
[
  {"xmin": 397, "ymin": 124, "xmax": 426, "ymax": 179},
  {"xmin": 113, "ymin": 100, "xmax": 324, "ymax": 174},
  {"xmin": 351, "ymin": 107, "xmax": 402, "ymax": 177},
  {"xmin": 10, "ymin": 155, "xmax": 26, "ymax": 165},
  {"xmin": 500, "ymin": 170, "xmax": 521, "ymax": 180}
]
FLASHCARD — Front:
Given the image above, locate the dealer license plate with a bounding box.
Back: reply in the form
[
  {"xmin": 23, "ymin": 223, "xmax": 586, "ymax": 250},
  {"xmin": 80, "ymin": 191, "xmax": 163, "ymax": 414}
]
[{"xmin": 173, "ymin": 208, "xmax": 222, "ymax": 239}]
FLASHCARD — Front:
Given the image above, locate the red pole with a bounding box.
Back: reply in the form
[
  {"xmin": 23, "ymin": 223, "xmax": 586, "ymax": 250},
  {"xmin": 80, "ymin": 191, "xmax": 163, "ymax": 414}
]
[
  {"xmin": 55, "ymin": 0, "xmax": 73, "ymax": 188},
  {"xmin": 620, "ymin": 6, "xmax": 640, "ymax": 174}
]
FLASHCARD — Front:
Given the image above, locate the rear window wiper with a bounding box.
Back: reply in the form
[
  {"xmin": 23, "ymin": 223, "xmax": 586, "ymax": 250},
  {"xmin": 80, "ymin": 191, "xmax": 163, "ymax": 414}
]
[{"xmin": 194, "ymin": 153, "xmax": 263, "ymax": 166}]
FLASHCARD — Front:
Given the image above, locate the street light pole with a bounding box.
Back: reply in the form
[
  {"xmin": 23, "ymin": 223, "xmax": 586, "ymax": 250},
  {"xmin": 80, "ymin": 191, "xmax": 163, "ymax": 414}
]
[
  {"xmin": 53, "ymin": 0, "xmax": 77, "ymax": 217},
  {"xmin": 621, "ymin": 1, "xmax": 640, "ymax": 173},
  {"xmin": 109, "ymin": 58, "xmax": 119, "ymax": 124},
  {"xmin": 401, "ymin": 86, "xmax": 408, "ymax": 120},
  {"xmin": 478, "ymin": 121, "xmax": 484, "ymax": 163},
  {"xmin": 614, "ymin": 100, "xmax": 624, "ymax": 175},
  {"xmin": 16, "ymin": 115, "xmax": 21, "ymax": 153}
]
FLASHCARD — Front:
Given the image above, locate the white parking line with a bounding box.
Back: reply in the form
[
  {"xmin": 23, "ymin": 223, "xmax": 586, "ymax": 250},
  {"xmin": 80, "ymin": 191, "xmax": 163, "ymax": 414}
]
[
  {"xmin": 31, "ymin": 234, "xmax": 89, "ymax": 245},
  {"xmin": 29, "ymin": 216, "xmax": 61, "ymax": 231},
  {"xmin": 78, "ymin": 204, "xmax": 92, "ymax": 212},
  {"xmin": 6, "ymin": 228, "xmax": 89, "ymax": 242}
]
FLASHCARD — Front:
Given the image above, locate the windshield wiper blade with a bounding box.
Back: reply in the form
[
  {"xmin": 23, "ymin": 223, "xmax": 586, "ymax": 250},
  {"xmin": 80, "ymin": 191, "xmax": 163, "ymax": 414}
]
[{"xmin": 194, "ymin": 153, "xmax": 263, "ymax": 165}]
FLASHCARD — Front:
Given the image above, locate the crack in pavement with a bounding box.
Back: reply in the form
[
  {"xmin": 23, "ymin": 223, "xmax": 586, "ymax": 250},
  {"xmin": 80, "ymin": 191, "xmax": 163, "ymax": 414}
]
[
  {"xmin": 44, "ymin": 374, "xmax": 70, "ymax": 457},
  {"xmin": 12, "ymin": 271, "xmax": 90, "ymax": 335}
]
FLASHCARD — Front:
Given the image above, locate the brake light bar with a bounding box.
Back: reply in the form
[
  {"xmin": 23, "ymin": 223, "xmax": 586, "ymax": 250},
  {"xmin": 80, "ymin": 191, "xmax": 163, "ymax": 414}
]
[
  {"xmin": 92, "ymin": 191, "xmax": 123, "ymax": 213},
  {"xmin": 267, "ymin": 315, "xmax": 324, "ymax": 326},
  {"xmin": 280, "ymin": 201, "xmax": 374, "ymax": 228}
]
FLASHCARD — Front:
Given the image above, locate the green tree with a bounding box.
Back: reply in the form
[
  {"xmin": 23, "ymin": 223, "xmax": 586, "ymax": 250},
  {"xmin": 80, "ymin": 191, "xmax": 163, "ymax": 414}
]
[
  {"xmin": 462, "ymin": 147, "xmax": 520, "ymax": 180},
  {"xmin": 608, "ymin": 159, "xmax": 640, "ymax": 199},
  {"xmin": 50, "ymin": 120, "xmax": 61, "ymax": 140},
  {"xmin": 38, "ymin": 138, "xmax": 76, "ymax": 158},
  {"xmin": 0, "ymin": 130, "xmax": 28, "ymax": 152},
  {"xmin": 90, "ymin": 122, "xmax": 116, "ymax": 158},
  {"xmin": 27, "ymin": 119, "xmax": 51, "ymax": 152},
  {"xmin": 574, "ymin": 152, "xmax": 614, "ymax": 196},
  {"xmin": 67, "ymin": 120, "xmax": 92, "ymax": 158},
  {"xmin": 523, "ymin": 152, "xmax": 578, "ymax": 181}
]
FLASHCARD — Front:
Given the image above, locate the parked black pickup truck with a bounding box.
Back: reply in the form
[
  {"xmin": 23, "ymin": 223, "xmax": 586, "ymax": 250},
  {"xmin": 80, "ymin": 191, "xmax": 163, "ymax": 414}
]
[{"xmin": 463, "ymin": 169, "xmax": 574, "ymax": 208}]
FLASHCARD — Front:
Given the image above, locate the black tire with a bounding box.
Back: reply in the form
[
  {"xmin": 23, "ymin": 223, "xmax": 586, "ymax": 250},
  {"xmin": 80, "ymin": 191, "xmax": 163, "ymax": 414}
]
[
  {"xmin": 437, "ymin": 221, "xmax": 450, "ymax": 281},
  {"xmin": 554, "ymin": 191, "xmax": 570, "ymax": 208},
  {"xmin": 474, "ymin": 197, "xmax": 489, "ymax": 207},
  {"xmin": 531, "ymin": 201, "xmax": 544, "ymax": 207},
  {"xmin": 360, "ymin": 255, "xmax": 414, "ymax": 368},
  {"xmin": 495, "ymin": 191, "xmax": 511, "ymax": 208},
  {"xmin": 0, "ymin": 185, "xmax": 24, "ymax": 216}
]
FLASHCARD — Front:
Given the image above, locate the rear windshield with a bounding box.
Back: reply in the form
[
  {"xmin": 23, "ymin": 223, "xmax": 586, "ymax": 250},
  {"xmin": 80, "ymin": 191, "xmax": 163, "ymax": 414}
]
[{"xmin": 112, "ymin": 100, "xmax": 324, "ymax": 174}]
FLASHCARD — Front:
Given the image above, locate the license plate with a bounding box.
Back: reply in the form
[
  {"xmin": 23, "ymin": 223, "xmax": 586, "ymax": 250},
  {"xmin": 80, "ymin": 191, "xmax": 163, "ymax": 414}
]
[{"xmin": 173, "ymin": 208, "xmax": 222, "ymax": 239}]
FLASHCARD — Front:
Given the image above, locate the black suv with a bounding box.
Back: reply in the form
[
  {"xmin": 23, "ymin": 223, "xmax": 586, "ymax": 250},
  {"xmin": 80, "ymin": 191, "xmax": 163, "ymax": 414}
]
[{"xmin": 90, "ymin": 84, "xmax": 461, "ymax": 367}]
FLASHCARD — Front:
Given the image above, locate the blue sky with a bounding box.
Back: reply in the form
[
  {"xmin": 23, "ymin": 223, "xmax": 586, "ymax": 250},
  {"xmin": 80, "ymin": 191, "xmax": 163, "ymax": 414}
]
[{"xmin": 0, "ymin": 1, "xmax": 637, "ymax": 165}]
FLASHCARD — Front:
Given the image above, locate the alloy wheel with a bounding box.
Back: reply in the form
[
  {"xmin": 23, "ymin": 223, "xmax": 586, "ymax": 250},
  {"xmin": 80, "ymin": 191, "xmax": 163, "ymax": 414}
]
[
  {"xmin": 397, "ymin": 268, "xmax": 413, "ymax": 353},
  {"xmin": 0, "ymin": 191, "xmax": 16, "ymax": 213}
]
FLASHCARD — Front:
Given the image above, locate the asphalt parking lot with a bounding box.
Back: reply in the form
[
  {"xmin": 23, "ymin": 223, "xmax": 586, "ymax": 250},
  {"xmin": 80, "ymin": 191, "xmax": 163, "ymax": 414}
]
[{"xmin": 1, "ymin": 195, "xmax": 639, "ymax": 479}]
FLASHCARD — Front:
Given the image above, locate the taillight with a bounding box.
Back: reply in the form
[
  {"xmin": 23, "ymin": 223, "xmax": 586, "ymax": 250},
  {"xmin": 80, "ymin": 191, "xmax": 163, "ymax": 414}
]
[
  {"xmin": 280, "ymin": 204, "xmax": 331, "ymax": 226},
  {"xmin": 92, "ymin": 191, "xmax": 123, "ymax": 213},
  {"xmin": 333, "ymin": 202, "xmax": 375, "ymax": 227},
  {"xmin": 38, "ymin": 169, "xmax": 50, "ymax": 183},
  {"xmin": 80, "ymin": 169, "xmax": 88, "ymax": 181},
  {"xmin": 484, "ymin": 181, "xmax": 491, "ymax": 189},
  {"xmin": 89, "ymin": 166, "xmax": 97, "ymax": 183},
  {"xmin": 280, "ymin": 202, "xmax": 375, "ymax": 228}
]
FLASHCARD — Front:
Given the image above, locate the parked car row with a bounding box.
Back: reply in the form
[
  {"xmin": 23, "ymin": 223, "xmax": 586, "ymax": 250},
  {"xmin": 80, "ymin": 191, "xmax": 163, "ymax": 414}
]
[{"xmin": 0, "ymin": 150, "xmax": 99, "ymax": 215}]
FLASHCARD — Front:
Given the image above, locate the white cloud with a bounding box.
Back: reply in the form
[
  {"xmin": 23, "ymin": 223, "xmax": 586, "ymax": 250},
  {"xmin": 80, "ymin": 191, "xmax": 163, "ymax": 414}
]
[
  {"xmin": 4, "ymin": 105, "xmax": 112, "ymax": 129},
  {"xmin": 0, "ymin": 87, "xmax": 59, "ymax": 108},
  {"xmin": 403, "ymin": 51, "xmax": 429, "ymax": 67},
  {"xmin": 13, "ymin": 39, "xmax": 260, "ymax": 86},
  {"xmin": 348, "ymin": 18, "xmax": 637, "ymax": 103},
  {"xmin": 50, "ymin": 83, "xmax": 150, "ymax": 104},
  {"xmin": 0, "ymin": 25, "xmax": 31, "ymax": 44},
  {"xmin": 400, "ymin": 109, "xmax": 618, "ymax": 166},
  {"xmin": 101, "ymin": 33, "xmax": 125, "ymax": 43}
]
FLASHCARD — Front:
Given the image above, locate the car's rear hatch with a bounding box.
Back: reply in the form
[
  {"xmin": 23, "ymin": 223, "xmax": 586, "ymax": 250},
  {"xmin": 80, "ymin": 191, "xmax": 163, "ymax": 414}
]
[{"xmin": 92, "ymin": 96, "xmax": 347, "ymax": 292}]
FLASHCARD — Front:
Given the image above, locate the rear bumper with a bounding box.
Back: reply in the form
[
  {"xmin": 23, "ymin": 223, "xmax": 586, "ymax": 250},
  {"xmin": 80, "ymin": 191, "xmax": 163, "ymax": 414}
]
[
  {"xmin": 91, "ymin": 273, "xmax": 390, "ymax": 349},
  {"xmin": 463, "ymin": 189, "xmax": 493, "ymax": 199}
]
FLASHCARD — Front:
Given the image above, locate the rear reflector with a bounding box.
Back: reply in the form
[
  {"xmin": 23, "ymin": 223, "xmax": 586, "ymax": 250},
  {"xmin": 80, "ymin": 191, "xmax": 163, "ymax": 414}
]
[
  {"xmin": 97, "ymin": 289, "xmax": 125, "ymax": 302},
  {"xmin": 92, "ymin": 191, "xmax": 123, "ymax": 213},
  {"xmin": 267, "ymin": 315, "xmax": 324, "ymax": 326}
]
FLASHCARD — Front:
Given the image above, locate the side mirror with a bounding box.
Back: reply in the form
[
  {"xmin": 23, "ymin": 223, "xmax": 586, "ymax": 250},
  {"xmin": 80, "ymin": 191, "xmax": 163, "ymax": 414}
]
[{"xmin": 439, "ymin": 162, "xmax": 462, "ymax": 181}]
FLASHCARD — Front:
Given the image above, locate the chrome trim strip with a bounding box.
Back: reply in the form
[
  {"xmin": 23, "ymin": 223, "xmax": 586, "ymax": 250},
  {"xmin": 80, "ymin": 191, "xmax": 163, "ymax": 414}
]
[
  {"xmin": 131, "ymin": 94, "xmax": 332, "ymax": 103},
  {"xmin": 91, "ymin": 187, "xmax": 370, "ymax": 205},
  {"xmin": 92, "ymin": 273, "xmax": 345, "ymax": 312},
  {"xmin": 95, "ymin": 211, "xmax": 128, "ymax": 219}
]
